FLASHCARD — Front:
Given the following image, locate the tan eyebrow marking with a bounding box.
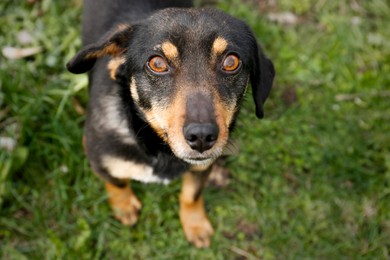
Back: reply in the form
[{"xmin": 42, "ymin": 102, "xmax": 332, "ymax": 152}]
[
  {"xmin": 212, "ymin": 37, "xmax": 228, "ymax": 56},
  {"xmin": 107, "ymin": 56, "xmax": 126, "ymax": 80},
  {"xmin": 161, "ymin": 41, "xmax": 179, "ymax": 61}
]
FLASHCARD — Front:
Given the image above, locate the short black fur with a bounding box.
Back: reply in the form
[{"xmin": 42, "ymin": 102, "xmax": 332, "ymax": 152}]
[{"xmin": 67, "ymin": 0, "xmax": 275, "ymax": 186}]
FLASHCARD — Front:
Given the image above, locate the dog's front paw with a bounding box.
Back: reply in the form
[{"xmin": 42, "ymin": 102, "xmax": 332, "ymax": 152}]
[
  {"xmin": 180, "ymin": 197, "xmax": 214, "ymax": 248},
  {"xmin": 105, "ymin": 183, "xmax": 142, "ymax": 226},
  {"xmin": 111, "ymin": 194, "xmax": 142, "ymax": 226},
  {"xmin": 181, "ymin": 215, "xmax": 214, "ymax": 248}
]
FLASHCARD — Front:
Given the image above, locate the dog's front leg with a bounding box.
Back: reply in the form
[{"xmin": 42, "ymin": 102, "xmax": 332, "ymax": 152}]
[
  {"xmin": 105, "ymin": 182, "xmax": 142, "ymax": 226},
  {"xmin": 180, "ymin": 169, "xmax": 214, "ymax": 248}
]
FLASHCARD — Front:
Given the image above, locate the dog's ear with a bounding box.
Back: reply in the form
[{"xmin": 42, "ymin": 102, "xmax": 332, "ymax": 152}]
[
  {"xmin": 67, "ymin": 25, "xmax": 133, "ymax": 74},
  {"xmin": 250, "ymin": 43, "xmax": 275, "ymax": 119}
]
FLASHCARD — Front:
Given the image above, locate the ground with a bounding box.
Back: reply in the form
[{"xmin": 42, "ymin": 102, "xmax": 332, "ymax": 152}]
[{"xmin": 0, "ymin": 0, "xmax": 389, "ymax": 259}]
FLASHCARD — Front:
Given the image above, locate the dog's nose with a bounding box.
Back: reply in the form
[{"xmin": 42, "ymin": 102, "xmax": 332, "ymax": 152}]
[{"xmin": 183, "ymin": 123, "xmax": 219, "ymax": 153}]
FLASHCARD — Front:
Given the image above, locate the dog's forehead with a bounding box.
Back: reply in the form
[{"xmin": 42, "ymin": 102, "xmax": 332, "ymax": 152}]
[{"xmin": 143, "ymin": 8, "xmax": 252, "ymax": 51}]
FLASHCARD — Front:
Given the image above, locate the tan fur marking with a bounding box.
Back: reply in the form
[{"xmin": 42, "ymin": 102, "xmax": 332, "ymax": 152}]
[
  {"xmin": 161, "ymin": 41, "xmax": 179, "ymax": 62},
  {"xmin": 212, "ymin": 37, "xmax": 228, "ymax": 56},
  {"xmin": 85, "ymin": 43, "xmax": 123, "ymax": 60},
  {"xmin": 212, "ymin": 91, "xmax": 236, "ymax": 146},
  {"xmin": 108, "ymin": 57, "xmax": 125, "ymax": 80},
  {"xmin": 105, "ymin": 182, "xmax": 142, "ymax": 226},
  {"xmin": 143, "ymin": 109, "xmax": 169, "ymax": 141},
  {"xmin": 180, "ymin": 172, "xmax": 214, "ymax": 248},
  {"xmin": 83, "ymin": 24, "xmax": 131, "ymax": 61},
  {"xmin": 143, "ymin": 88, "xmax": 186, "ymax": 144},
  {"xmin": 105, "ymin": 43, "xmax": 123, "ymax": 55},
  {"xmin": 129, "ymin": 76, "xmax": 139, "ymax": 103},
  {"xmin": 116, "ymin": 23, "xmax": 130, "ymax": 31},
  {"xmin": 165, "ymin": 88, "xmax": 187, "ymax": 147}
]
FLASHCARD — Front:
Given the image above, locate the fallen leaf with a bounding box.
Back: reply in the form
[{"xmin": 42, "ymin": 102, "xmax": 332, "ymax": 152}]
[
  {"xmin": 281, "ymin": 86, "xmax": 299, "ymax": 107},
  {"xmin": 268, "ymin": 12, "xmax": 298, "ymax": 25},
  {"xmin": 207, "ymin": 159, "xmax": 230, "ymax": 187},
  {"xmin": 2, "ymin": 46, "xmax": 42, "ymax": 60}
]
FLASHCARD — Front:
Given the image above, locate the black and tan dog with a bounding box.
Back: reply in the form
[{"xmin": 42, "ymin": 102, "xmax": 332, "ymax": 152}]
[{"xmin": 67, "ymin": 0, "xmax": 274, "ymax": 248}]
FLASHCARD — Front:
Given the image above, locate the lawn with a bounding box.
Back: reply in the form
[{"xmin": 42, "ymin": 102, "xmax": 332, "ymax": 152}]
[{"xmin": 1, "ymin": 0, "xmax": 389, "ymax": 259}]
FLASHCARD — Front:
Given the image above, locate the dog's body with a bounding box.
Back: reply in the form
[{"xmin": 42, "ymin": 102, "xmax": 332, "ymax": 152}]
[{"xmin": 67, "ymin": 0, "xmax": 274, "ymax": 247}]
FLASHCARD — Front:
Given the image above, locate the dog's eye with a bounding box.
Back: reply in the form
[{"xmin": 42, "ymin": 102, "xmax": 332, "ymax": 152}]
[
  {"xmin": 147, "ymin": 56, "xmax": 169, "ymax": 73},
  {"xmin": 222, "ymin": 54, "xmax": 240, "ymax": 73}
]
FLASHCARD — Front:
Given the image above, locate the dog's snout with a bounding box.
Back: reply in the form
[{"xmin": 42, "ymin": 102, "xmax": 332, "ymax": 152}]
[
  {"xmin": 183, "ymin": 123, "xmax": 219, "ymax": 153},
  {"xmin": 186, "ymin": 92, "xmax": 215, "ymax": 123}
]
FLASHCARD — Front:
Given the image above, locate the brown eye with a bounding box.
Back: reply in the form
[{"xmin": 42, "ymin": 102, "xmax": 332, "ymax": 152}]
[
  {"xmin": 147, "ymin": 56, "xmax": 169, "ymax": 73},
  {"xmin": 222, "ymin": 54, "xmax": 240, "ymax": 72}
]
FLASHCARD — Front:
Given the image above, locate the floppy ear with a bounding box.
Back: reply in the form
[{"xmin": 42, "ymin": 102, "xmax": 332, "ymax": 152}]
[
  {"xmin": 66, "ymin": 25, "xmax": 133, "ymax": 74},
  {"xmin": 250, "ymin": 44, "xmax": 275, "ymax": 119}
]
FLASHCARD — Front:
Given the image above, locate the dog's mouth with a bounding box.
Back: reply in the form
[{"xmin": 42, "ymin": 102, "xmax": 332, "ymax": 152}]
[
  {"xmin": 167, "ymin": 139, "xmax": 225, "ymax": 166},
  {"xmin": 182, "ymin": 157, "xmax": 215, "ymax": 166},
  {"xmin": 161, "ymin": 127, "xmax": 227, "ymax": 167}
]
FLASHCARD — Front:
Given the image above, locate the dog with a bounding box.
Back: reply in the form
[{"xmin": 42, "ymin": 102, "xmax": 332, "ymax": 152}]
[{"xmin": 67, "ymin": 0, "xmax": 274, "ymax": 248}]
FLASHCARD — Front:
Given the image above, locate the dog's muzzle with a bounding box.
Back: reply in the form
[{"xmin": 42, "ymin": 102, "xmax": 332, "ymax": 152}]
[{"xmin": 183, "ymin": 92, "xmax": 219, "ymax": 153}]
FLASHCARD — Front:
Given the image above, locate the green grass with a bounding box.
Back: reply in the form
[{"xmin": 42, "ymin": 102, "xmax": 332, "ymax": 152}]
[{"xmin": 1, "ymin": 0, "xmax": 389, "ymax": 259}]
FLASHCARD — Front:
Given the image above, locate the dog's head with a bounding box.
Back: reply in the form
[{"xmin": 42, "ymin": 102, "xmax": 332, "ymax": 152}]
[{"xmin": 67, "ymin": 8, "xmax": 274, "ymax": 166}]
